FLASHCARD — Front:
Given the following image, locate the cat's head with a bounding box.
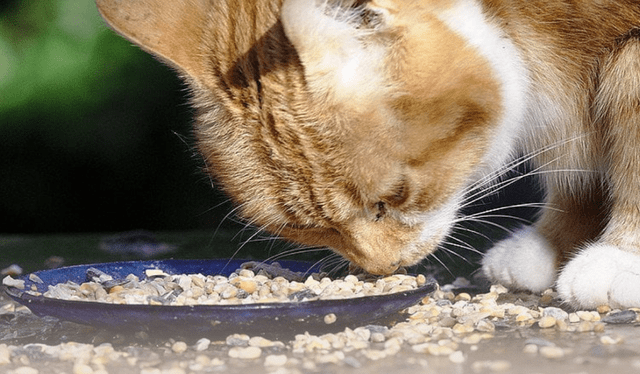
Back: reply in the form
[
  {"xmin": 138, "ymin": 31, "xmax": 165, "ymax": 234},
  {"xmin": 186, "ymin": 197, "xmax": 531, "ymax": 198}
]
[{"xmin": 97, "ymin": 0, "xmax": 523, "ymax": 274}]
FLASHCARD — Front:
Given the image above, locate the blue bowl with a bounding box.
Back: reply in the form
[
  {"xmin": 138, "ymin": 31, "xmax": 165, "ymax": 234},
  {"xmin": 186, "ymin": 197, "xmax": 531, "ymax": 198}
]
[{"xmin": 5, "ymin": 259, "xmax": 437, "ymax": 340}]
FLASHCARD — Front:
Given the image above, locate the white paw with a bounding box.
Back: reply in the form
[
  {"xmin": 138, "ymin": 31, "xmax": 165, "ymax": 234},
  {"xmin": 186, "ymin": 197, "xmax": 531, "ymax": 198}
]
[
  {"xmin": 482, "ymin": 226, "xmax": 557, "ymax": 292},
  {"xmin": 557, "ymin": 244, "xmax": 640, "ymax": 309}
]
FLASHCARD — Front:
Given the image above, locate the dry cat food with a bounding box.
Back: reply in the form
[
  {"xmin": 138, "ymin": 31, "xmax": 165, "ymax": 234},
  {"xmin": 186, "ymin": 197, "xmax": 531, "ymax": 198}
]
[
  {"xmin": 2, "ymin": 282, "xmax": 638, "ymax": 373},
  {"xmin": 18, "ymin": 262, "xmax": 429, "ymax": 306}
]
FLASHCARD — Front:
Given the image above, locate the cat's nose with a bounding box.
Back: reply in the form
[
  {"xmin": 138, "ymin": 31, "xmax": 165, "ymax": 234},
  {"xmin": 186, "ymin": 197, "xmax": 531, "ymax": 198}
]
[{"xmin": 355, "ymin": 259, "xmax": 401, "ymax": 275}]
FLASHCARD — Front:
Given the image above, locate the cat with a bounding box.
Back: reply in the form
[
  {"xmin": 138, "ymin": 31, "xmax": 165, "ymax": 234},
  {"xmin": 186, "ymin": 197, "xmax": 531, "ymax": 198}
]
[{"xmin": 96, "ymin": 0, "xmax": 640, "ymax": 309}]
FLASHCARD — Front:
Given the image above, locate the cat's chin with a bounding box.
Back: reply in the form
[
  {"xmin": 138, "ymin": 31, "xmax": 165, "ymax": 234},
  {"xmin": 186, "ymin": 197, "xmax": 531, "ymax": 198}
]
[
  {"xmin": 398, "ymin": 237, "xmax": 444, "ymax": 268},
  {"xmin": 348, "ymin": 260, "xmax": 402, "ymax": 276},
  {"xmin": 344, "ymin": 230, "xmax": 446, "ymax": 275},
  {"xmin": 340, "ymin": 244, "xmax": 422, "ymax": 275}
]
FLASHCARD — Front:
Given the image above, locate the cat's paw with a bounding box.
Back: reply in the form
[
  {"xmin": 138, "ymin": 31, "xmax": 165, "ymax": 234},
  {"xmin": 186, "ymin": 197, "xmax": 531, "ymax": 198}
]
[
  {"xmin": 557, "ymin": 244, "xmax": 640, "ymax": 309},
  {"xmin": 482, "ymin": 226, "xmax": 557, "ymax": 292}
]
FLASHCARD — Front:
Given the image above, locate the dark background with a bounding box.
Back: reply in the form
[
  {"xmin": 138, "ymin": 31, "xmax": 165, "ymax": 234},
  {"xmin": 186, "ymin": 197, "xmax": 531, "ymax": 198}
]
[{"xmin": 1, "ymin": 0, "xmax": 233, "ymax": 234}]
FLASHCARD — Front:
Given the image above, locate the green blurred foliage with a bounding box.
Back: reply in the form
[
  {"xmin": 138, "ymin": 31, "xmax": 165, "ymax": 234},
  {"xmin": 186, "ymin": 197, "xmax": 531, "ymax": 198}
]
[{"xmin": 0, "ymin": 0, "xmax": 232, "ymax": 233}]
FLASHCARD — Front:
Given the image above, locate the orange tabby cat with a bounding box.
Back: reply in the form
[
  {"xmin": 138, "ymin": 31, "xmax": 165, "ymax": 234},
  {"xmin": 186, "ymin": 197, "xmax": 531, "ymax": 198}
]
[{"xmin": 96, "ymin": 0, "xmax": 640, "ymax": 309}]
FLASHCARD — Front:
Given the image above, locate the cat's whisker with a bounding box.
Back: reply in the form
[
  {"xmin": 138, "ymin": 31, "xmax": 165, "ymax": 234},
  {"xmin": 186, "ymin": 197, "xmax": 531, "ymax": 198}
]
[
  {"xmin": 263, "ymin": 246, "xmax": 331, "ymax": 262},
  {"xmin": 439, "ymin": 245, "xmax": 476, "ymax": 265},
  {"xmin": 449, "ymin": 225, "xmax": 494, "ymax": 243},
  {"xmin": 462, "ymin": 165, "xmax": 538, "ymax": 207},
  {"xmin": 325, "ymin": 257, "xmax": 351, "ymax": 276},
  {"xmin": 425, "ymin": 252, "xmax": 453, "ymax": 278},
  {"xmin": 228, "ymin": 214, "xmax": 283, "ymax": 259},
  {"xmin": 222, "ymin": 203, "xmax": 257, "ymax": 240},
  {"xmin": 456, "ymin": 217, "xmax": 517, "ymax": 236},
  {"xmin": 462, "ymin": 215, "xmax": 531, "ymax": 230},
  {"xmin": 463, "ymin": 156, "xmax": 559, "ymax": 208},
  {"xmin": 463, "ymin": 134, "xmax": 592, "ymax": 204},
  {"xmin": 170, "ymin": 130, "xmax": 191, "ymax": 148},
  {"xmin": 238, "ymin": 217, "xmax": 283, "ymax": 249},
  {"xmin": 310, "ymin": 252, "xmax": 349, "ymax": 276},
  {"xmin": 206, "ymin": 198, "xmax": 239, "ymax": 238},
  {"xmin": 271, "ymin": 220, "xmax": 293, "ymax": 240},
  {"xmin": 202, "ymin": 196, "xmax": 234, "ymax": 216},
  {"xmin": 460, "ymin": 166, "xmax": 594, "ymax": 227},
  {"xmin": 458, "ymin": 202, "xmax": 548, "ymax": 222},
  {"xmin": 442, "ymin": 236, "xmax": 484, "ymax": 256},
  {"xmin": 238, "ymin": 201, "xmax": 283, "ymax": 233},
  {"xmin": 464, "ymin": 146, "xmax": 546, "ymax": 195}
]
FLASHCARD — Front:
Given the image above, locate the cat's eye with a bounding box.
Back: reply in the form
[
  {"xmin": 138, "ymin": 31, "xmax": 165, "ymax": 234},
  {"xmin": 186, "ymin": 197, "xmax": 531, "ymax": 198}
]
[
  {"xmin": 382, "ymin": 183, "xmax": 409, "ymax": 207},
  {"xmin": 375, "ymin": 201, "xmax": 386, "ymax": 221},
  {"xmin": 374, "ymin": 182, "xmax": 409, "ymax": 221}
]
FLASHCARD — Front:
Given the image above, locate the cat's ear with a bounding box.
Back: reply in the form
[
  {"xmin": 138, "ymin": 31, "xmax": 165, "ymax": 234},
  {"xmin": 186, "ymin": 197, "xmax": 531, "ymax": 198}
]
[
  {"xmin": 280, "ymin": 0, "xmax": 397, "ymax": 107},
  {"xmin": 96, "ymin": 0, "xmax": 208, "ymax": 77}
]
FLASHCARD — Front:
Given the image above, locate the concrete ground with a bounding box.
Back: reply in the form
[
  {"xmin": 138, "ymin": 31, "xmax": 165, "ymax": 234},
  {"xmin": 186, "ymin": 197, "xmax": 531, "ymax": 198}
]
[
  {"xmin": 3, "ymin": 287, "xmax": 640, "ymax": 374},
  {"xmin": 2, "ymin": 232, "xmax": 640, "ymax": 374}
]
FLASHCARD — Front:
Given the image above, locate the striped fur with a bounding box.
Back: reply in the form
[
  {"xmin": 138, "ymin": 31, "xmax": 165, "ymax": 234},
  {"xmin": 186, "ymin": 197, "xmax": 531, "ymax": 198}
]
[{"xmin": 97, "ymin": 0, "xmax": 640, "ymax": 308}]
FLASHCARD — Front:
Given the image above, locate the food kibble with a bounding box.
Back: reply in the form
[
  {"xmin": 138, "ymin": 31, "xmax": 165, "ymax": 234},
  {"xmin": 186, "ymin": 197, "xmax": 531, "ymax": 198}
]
[
  {"xmin": 8, "ymin": 262, "xmax": 640, "ymax": 372},
  {"xmin": 228, "ymin": 346, "xmax": 262, "ymax": 359},
  {"xmin": 194, "ymin": 338, "xmax": 211, "ymax": 352},
  {"xmin": 2, "ymin": 276, "xmax": 25, "ymax": 290},
  {"xmin": 171, "ymin": 341, "xmax": 187, "ymax": 354},
  {"xmin": 539, "ymin": 346, "xmax": 565, "ymax": 359},
  {"xmin": 324, "ymin": 313, "xmax": 337, "ymax": 324},
  {"xmin": 37, "ymin": 262, "xmax": 428, "ymax": 305},
  {"xmin": 264, "ymin": 354, "xmax": 288, "ymax": 366},
  {"xmin": 3, "ymin": 282, "xmax": 639, "ymax": 373}
]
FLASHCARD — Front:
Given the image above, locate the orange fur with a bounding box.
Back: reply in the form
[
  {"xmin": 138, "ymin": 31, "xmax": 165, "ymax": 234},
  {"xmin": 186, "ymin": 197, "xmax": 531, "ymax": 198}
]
[{"xmin": 96, "ymin": 0, "xmax": 640, "ymax": 283}]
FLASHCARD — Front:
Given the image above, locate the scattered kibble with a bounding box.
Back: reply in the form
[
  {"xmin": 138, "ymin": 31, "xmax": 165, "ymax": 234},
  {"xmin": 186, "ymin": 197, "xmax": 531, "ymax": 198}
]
[
  {"xmin": 0, "ymin": 345, "xmax": 10, "ymax": 365},
  {"xmin": 449, "ymin": 350, "xmax": 465, "ymax": 363},
  {"xmin": 324, "ymin": 313, "xmax": 337, "ymax": 324},
  {"xmin": 523, "ymin": 344, "xmax": 538, "ymax": 354},
  {"xmin": 72, "ymin": 363, "xmax": 93, "ymax": 374},
  {"xmin": 539, "ymin": 346, "xmax": 565, "ymax": 359},
  {"xmin": 194, "ymin": 338, "xmax": 210, "ymax": 352},
  {"xmin": 228, "ymin": 346, "xmax": 262, "ymax": 359},
  {"xmin": 2, "ymin": 276, "xmax": 25, "ymax": 290},
  {"xmin": 226, "ymin": 334, "xmax": 250, "ymax": 347},
  {"xmin": 264, "ymin": 354, "xmax": 287, "ymax": 366},
  {"xmin": 537, "ymin": 315, "xmax": 556, "ymax": 329},
  {"xmin": 9, "ymin": 257, "xmax": 640, "ymax": 373},
  {"xmin": 249, "ymin": 336, "xmax": 282, "ymax": 348},
  {"xmin": 472, "ymin": 360, "xmax": 512, "ymax": 372},
  {"xmin": 10, "ymin": 367, "xmax": 39, "ymax": 374},
  {"xmin": 171, "ymin": 341, "xmax": 187, "ymax": 353},
  {"xmin": 600, "ymin": 335, "xmax": 624, "ymax": 345}
]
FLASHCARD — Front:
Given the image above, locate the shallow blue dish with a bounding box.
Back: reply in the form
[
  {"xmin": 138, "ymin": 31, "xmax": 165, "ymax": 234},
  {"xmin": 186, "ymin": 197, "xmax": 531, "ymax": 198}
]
[{"xmin": 5, "ymin": 259, "xmax": 437, "ymax": 339}]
